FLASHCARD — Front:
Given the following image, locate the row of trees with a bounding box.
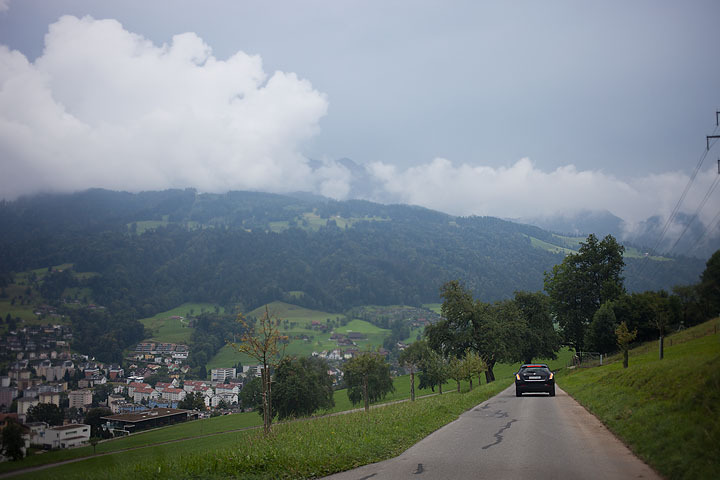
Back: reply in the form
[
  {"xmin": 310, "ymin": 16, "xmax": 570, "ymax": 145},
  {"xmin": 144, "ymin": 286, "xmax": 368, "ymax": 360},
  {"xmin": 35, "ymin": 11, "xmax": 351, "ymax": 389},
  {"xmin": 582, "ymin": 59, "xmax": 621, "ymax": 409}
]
[
  {"xmin": 424, "ymin": 282, "xmax": 560, "ymax": 382},
  {"xmin": 419, "ymin": 236, "xmax": 719, "ymax": 377}
]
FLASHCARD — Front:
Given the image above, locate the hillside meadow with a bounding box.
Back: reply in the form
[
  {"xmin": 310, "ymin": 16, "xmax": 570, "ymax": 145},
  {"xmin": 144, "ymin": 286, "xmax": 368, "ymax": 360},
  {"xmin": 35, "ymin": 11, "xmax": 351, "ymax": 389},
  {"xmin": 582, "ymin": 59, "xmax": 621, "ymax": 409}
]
[{"xmin": 558, "ymin": 318, "xmax": 720, "ymax": 480}]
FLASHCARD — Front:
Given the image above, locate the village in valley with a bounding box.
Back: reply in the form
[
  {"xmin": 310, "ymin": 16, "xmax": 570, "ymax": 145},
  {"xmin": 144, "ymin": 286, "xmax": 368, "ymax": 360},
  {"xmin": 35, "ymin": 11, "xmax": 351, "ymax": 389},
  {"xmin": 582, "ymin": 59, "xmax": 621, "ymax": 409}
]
[{"xmin": 0, "ymin": 300, "xmax": 441, "ymax": 459}]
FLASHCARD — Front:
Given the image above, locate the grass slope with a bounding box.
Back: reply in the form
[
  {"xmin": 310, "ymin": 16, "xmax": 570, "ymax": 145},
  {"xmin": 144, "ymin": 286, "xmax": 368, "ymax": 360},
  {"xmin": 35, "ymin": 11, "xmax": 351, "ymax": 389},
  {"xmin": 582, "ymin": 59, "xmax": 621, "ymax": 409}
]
[
  {"xmin": 139, "ymin": 303, "xmax": 221, "ymax": 344},
  {"xmin": 208, "ymin": 302, "xmax": 361, "ymax": 370},
  {"xmin": 558, "ymin": 319, "xmax": 720, "ymax": 480},
  {"xmin": 16, "ymin": 379, "xmax": 514, "ymax": 480}
]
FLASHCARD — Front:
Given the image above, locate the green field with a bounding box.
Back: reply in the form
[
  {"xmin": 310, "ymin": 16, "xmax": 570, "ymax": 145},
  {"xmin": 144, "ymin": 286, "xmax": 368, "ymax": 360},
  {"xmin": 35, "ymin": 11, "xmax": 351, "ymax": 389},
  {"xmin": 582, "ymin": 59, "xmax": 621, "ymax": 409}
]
[
  {"xmin": 139, "ymin": 303, "xmax": 222, "ymax": 344},
  {"xmin": 208, "ymin": 302, "xmax": 361, "ymax": 370},
  {"xmin": 558, "ymin": 319, "xmax": 720, "ymax": 480},
  {"xmin": 527, "ymin": 235, "xmax": 576, "ymax": 255}
]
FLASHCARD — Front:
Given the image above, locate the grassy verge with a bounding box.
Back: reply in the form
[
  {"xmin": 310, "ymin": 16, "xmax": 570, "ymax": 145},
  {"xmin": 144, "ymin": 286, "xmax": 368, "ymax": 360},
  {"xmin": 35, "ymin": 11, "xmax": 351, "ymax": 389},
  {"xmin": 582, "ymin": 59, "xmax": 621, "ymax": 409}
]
[
  {"xmin": 557, "ymin": 319, "xmax": 720, "ymax": 480},
  {"xmin": 26, "ymin": 378, "xmax": 513, "ymax": 480}
]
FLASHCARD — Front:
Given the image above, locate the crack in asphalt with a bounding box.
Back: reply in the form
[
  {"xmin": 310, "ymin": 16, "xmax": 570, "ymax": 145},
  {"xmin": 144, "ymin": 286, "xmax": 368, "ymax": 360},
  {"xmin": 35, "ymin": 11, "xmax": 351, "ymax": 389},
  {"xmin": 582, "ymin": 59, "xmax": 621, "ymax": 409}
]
[{"xmin": 481, "ymin": 418, "xmax": 517, "ymax": 450}]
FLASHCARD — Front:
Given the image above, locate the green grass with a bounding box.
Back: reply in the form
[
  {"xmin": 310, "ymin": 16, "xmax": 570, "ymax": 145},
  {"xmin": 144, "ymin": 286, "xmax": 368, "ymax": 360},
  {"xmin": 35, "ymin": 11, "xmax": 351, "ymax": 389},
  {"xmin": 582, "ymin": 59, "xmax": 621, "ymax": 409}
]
[
  {"xmin": 0, "ymin": 413, "xmax": 263, "ymax": 476},
  {"xmin": 140, "ymin": 303, "xmax": 221, "ymax": 344},
  {"xmin": 527, "ymin": 235, "xmax": 576, "ymax": 255},
  {"xmin": 19, "ymin": 378, "xmax": 514, "ymax": 480},
  {"xmin": 558, "ymin": 319, "xmax": 720, "ymax": 480},
  {"xmin": 209, "ymin": 302, "xmax": 355, "ymax": 371}
]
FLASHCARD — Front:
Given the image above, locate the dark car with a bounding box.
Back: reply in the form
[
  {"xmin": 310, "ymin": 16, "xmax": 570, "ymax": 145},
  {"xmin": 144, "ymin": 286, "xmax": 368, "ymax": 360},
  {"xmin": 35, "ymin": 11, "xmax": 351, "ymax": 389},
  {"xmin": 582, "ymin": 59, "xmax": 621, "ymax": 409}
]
[{"xmin": 515, "ymin": 364, "xmax": 555, "ymax": 397}]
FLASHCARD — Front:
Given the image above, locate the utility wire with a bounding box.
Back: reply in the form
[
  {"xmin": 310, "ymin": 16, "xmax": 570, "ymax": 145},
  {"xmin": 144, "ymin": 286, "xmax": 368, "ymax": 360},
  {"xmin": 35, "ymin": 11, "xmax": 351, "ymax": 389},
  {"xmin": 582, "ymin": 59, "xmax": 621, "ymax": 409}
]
[
  {"xmin": 689, "ymin": 207, "xmax": 720, "ymax": 255},
  {"xmin": 634, "ymin": 124, "xmax": 718, "ymax": 277},
  {"xmin": 668, "ymin": 173, "xmax": 720, "ymax": 254}
]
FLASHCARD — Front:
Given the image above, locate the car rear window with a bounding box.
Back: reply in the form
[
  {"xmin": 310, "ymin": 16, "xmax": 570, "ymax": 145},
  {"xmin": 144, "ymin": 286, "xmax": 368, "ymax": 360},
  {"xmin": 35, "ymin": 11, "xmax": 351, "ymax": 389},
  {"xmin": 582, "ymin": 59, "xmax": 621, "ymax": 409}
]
[{"xmin": 521, "ymin": 367, "xmax": 548, "ymax": 374}]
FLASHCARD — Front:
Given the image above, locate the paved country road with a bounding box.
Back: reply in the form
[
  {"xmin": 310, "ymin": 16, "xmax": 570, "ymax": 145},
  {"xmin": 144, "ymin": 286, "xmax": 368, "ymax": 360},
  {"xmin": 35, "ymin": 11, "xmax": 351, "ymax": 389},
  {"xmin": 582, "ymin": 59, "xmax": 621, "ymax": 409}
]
[{"xmin": 322, "ymin": 386, "xmax": 661, "ymax": 480}]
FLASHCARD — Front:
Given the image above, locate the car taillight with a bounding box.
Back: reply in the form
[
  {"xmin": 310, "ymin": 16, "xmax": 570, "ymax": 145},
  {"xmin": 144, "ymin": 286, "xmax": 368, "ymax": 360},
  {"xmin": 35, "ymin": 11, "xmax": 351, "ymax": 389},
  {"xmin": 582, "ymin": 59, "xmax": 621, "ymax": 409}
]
[
  {"xmin": 515, "ymin": 374, "xmax": 520, "ymax": 381},
  {"xmin": 549, "ymin": 373, "xmax": 554, "ymax": 380}
]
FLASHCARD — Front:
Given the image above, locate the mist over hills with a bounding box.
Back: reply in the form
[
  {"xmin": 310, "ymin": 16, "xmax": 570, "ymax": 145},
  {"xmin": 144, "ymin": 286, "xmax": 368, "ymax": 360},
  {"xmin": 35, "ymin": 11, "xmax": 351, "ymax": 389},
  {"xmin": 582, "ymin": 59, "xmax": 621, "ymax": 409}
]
[{"xmin": 0, "ymin": 189, "xmax": 709, "ymax": 318}]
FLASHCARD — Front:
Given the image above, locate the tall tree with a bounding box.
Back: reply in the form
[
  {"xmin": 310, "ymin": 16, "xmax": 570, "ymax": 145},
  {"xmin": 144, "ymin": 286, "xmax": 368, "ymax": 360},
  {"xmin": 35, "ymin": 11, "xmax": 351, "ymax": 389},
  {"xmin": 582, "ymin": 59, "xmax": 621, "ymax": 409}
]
[
  {"xmin": 272, "ymin": 356, "xmax": 334, "ymax": 419},
  {"xmin": 431, "ymin": 281, "xmax": 525, "ymax": 383},
  {"xmin": 230, "ymin": 306, "xmax": 285, "ymax": 434},
  {"xmin": 544, "ymin": 234, "xmax": 625, "ymax": 355},
  {"xmin": 344, "ymin": 351, "xmax": 394, "ymax": 412},
  {"xmin": 473, "ymin": 300, "xmax": 526, "ymax": 382},
  {"xmin": 514, "ymin": 291, "xmax": 560, "ymax": 363}
]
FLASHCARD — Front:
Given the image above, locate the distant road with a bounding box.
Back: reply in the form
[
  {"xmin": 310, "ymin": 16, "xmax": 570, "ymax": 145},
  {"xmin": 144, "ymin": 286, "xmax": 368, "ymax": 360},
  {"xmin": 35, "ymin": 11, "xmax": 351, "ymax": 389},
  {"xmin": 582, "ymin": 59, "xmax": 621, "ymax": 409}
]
[{"xmin": 322, "ymin": 386, "xmax": 660, "ymax": 480}]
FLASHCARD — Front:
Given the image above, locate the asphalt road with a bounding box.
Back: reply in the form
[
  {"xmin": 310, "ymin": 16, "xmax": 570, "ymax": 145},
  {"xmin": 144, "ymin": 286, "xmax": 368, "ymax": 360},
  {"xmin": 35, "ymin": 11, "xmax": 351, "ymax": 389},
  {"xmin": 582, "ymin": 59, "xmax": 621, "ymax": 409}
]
[{"xmin": 322, "ymin": 386, "xmax": 660, "ymax": 480}]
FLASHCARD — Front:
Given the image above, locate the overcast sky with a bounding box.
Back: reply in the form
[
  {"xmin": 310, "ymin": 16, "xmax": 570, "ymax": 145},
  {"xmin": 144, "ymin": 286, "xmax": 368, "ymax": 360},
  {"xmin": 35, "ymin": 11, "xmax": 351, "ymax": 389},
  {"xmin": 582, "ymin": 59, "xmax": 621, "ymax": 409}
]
[{"xmin": 1, "ymin": 1, "xmax": 719, "ymax": 235}]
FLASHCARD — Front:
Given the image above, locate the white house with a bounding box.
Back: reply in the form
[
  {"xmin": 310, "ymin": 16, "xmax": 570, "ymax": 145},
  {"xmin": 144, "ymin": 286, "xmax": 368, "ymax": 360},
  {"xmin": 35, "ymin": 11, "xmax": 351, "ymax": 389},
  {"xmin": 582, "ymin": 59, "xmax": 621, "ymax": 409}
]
[
  {"xmin": 42, "ymin": 424, "xmax": 90, "ymax": 449},
  {"xmin": 161, "ymin": 387, "xmax": 186, "ymax": 402}
]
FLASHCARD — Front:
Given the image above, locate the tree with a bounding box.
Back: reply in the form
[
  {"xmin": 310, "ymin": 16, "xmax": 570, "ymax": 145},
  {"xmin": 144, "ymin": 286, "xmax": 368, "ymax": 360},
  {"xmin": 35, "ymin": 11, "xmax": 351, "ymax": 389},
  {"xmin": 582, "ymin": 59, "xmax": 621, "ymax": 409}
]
[
  {"xmin": 585, "ymin": 301, "xmax": 618, "ymax": 355},
  {"xmin": 178, "ymin": 392, "xmax": 206, "ymax": 411},
  {"xmin": 398, "ymin": 340, "xmax": 430, "ymax": 401},
  {"xmin": 272, "ymin": 356, "xmax": 334, "ymax": 419},
  {"xmin": 616, "ymin": 321, "xmax": 637, "ymax": 368},
  {"xmin": 240, "ymin": 376, "xmax": 262, "ymax": 411},
  {"xmin": 468, "ymin": 299, "xmax": 526, "ymax": 383},
  {"xmin": 230, "ymin": 306, "xmax": 286, "ymax": 434},
  {"xmin": 649, "ymin": 291, "xmax": 677, "ymax": 360},
  {"xmin": 89, "ymin": 436, "xmax": 100, "ymax": 454},
  {"xmin": 699, "ymin": 249, "xmax": 720, "ymax": 318},
  {"xmin": 514, "ymin": 291, "xmax": 560, "ymax": 363},
  {"xmin": 84, "ymin": 407, "xmax": 112, "ymax": 437},
  {"xmin": 462, "ymin": 350, "xmax": 485, "ymax": 390},
  {"xmin": 544, "ymin": 234, "xmax": 625, "ymax": 356},
  {"xmin": 448, "ymin": 356, "xmax": 465, "ymax": 393},
  {"xmin": 431, "ymin": 281, "xmax": 525, "ymax": 383},
  {"xmin": 26, "ymin": 403, "xmax": 64, "ymax": 426},
  {"xmin": 1, "ymin": 418, "xmax": 25, "ymax": 461},
  {"xmin": 344, "ymin": 351, "xmax": 395, "ymax": 412},
  {"xmin": 418, "ymin": 348, "xmax": 448, "ymax": 394}
]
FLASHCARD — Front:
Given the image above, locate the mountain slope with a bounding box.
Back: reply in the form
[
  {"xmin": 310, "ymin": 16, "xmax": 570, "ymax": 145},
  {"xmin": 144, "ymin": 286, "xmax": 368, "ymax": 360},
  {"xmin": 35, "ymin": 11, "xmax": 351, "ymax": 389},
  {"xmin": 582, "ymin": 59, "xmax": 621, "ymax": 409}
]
[{"xmin": 0, "ymin": 189, "xmax": 707, "ymax": 318}]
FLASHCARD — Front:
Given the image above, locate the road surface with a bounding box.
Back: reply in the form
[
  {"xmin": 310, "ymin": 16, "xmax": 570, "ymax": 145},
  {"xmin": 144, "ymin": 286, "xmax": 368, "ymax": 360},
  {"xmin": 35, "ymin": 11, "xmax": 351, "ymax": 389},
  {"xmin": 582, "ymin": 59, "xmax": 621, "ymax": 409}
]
[{"xmin": 322, "ymin": 386, "xmax": 660, "ymax": 480}]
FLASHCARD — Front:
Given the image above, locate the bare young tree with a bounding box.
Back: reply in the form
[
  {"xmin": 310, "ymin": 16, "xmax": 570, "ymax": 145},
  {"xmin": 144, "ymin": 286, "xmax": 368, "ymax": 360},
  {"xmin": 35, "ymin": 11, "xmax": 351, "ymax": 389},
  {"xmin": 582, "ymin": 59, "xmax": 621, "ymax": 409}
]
[{"xmin": 230, "ymin": 306, "xmax": 286, "ymax": 434}]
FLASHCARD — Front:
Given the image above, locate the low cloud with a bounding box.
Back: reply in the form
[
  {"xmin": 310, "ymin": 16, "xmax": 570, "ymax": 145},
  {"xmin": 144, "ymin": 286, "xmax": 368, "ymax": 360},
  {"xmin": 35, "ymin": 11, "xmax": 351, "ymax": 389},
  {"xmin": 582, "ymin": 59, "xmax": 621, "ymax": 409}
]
[
  {"xmin": 0, "ymin": 1, "xmax": 9, "ymax": 13},
  {"xmin": 364, "ymin": 157, "xmax": 720, "ymax": 230},
  {"xmin": 0, "ymin": 15, "xmax": 328, "ymax": 198}
]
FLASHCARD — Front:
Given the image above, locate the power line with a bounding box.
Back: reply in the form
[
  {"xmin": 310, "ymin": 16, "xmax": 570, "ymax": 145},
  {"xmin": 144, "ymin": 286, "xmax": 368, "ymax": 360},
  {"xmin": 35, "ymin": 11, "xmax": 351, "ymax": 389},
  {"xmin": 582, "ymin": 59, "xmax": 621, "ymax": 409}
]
[
  {"xmin": 668, "ymin": 172, "xmax": 720, "ymax": 254},
  {"xmin": 634, "ymin": 122, "xmax": 718, "ymax": 277}
]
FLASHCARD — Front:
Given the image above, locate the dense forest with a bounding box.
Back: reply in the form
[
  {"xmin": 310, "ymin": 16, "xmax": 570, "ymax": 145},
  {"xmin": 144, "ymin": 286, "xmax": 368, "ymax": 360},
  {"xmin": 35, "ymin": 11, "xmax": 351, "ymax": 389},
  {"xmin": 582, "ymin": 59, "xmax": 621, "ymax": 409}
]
[{"xmin": 0, "ymin": 189, "xmax": 708, "ymax": 322}]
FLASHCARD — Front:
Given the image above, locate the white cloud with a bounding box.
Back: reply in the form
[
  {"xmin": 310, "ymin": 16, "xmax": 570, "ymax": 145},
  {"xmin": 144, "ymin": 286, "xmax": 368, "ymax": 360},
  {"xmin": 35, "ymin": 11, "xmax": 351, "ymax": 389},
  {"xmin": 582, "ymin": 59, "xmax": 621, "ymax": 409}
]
[
  {"xmin": 0, "ymin": 15, "xmax": 328, "ymax": 198},
  {"xmin": 366, "ymin": 157, "xmax": 720, "ymax": 229},
  {"xmin": 1, "ymin": 14, "xmax": 717, "ymax": 244},
  {"xmin": 0, "ymin": 0, "xmax": 9, "ymax": 13}
]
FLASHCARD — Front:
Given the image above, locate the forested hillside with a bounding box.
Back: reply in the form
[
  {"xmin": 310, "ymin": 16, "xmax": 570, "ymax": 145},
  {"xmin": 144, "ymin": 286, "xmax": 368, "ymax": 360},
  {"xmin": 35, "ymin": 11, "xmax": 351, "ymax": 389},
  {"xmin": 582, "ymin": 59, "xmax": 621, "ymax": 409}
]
[{"xmin": 0, "ymin": 189, "xmax": 707, "ymax": 320}]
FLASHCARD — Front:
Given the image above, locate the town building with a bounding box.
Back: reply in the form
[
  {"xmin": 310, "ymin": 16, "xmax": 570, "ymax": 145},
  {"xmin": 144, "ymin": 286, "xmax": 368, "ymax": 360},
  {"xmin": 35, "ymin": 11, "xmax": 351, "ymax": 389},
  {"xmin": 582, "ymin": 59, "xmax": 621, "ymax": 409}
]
[{"xmin": 211, "ymin": 368, "xmax": 237, "ymax": 382}]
